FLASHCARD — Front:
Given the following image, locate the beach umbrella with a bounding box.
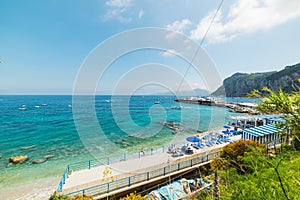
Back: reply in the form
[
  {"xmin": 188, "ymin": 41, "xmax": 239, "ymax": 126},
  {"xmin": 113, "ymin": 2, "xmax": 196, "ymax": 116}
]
[
  {"xmin": 223, "ymin": 125, "xmax": 230, "ymax": 129},
  {"xmin": 186, "ymin": 136, "xmax": 200, "ymax": 143},
  {"xmin": 222, "ymin": 130, "xmax": 230, "ymax": 134},
  {"xmin": 230, "ymin": 130, "xmax": 237, "ymax": 133}
]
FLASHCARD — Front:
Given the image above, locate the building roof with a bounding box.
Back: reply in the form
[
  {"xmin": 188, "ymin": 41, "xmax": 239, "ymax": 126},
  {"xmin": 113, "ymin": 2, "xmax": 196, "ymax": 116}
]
[{"xmin": 243, "ymin": 124, "xmax": 282, "ymax": 137}]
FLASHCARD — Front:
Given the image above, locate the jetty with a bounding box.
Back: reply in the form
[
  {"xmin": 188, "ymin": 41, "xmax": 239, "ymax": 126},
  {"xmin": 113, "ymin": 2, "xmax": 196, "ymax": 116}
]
[
  {"xmin": 174, "ymin": 97, "xmax": 228, "ymax": 108},
  {"xmin": 57, "ymin": 135, "xmax": 241, "ymax": 199},
  {"xmin": 174, "ymin": 97, "xmax": 259, "ymax": 114}
]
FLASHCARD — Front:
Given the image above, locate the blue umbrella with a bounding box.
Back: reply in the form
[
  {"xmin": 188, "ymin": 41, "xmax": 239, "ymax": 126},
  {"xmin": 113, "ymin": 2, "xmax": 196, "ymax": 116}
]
[
  {"xmin": 186, "ymin": 136, "xmax": 200, "ymax": 142},
  {"xmin": 223, "ymin": 125, "xmax": 230, "ymax": 129},
  {"xmin": 222, "ymin": 130, "xmax": 230, "ymax": 134},
  {"xmin": 230, "ymin": 130, "xmax": 237, "ymax": 133}
]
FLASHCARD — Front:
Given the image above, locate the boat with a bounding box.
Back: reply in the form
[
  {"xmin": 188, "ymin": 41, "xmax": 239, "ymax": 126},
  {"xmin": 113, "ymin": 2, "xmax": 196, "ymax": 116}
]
[
  {"xmin": 161, "ymin": 121, "xmax": 180, "ymax": 132},
  {"xmin": 105, "ymin": 100, "xmax": 110, "ymax": 103},
  {"xmin": 18, "ymin": 107, "xmax": 27, "ymax": 110},
  {"xmin": 148, "ymin": 177, "xmax": 212, "ymax": 200},
  {"xmin": 170, "ymin": 106, "xmax": 183, "ymax": 110},
  {"xmin": 35, "ymin": 105, "xmax": 41, "ymax": 108},
  {"xmin": 154, "ymin": 101, "xmax": 160, "ymax": 104},
  {"xmin": 42, "ymin": 104, "xmax": 47, "ymax": 106},
  {"xmin": 174, "ymin": 96, "xmax": 227, "ymax": 107}
]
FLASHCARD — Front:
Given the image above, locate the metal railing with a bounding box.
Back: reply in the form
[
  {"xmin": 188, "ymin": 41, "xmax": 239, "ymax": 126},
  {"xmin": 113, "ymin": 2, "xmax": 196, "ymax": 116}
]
[
  {"xmin": 57, "ymin": 142, "xmax": 185, "ymax": 191},
  {"xmin": 65, "ymin": 151, "xmax": 220, "ymax": 198},
  {"xmin": 57, "ymin": 165, "xmax": 70, "ymax": 192}
]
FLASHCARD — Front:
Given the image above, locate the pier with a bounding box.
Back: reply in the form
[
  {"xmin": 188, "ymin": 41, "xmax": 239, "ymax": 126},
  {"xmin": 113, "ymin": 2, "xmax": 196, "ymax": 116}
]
[
  {"xmin": 174, "ymin": 97, "xmax": 259, "ymax": 114},
  {"xmin": 57, "ymin": 136, "xmax": 241, "ymax": 199}
]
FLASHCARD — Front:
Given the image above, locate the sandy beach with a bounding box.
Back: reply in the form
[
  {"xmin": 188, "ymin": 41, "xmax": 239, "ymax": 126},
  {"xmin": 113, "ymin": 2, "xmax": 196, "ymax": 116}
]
[{"xmin": 0, "ymin": 177, "xmax": 59, "ymax": 200}]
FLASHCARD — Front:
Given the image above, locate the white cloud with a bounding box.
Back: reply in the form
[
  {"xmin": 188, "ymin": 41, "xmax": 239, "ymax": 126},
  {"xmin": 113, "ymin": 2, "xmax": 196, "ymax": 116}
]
[
  {"xmin": 104, "ymin": 0, "xmax": 132, "ymax": 23},
  {"xmin": 162, "ymin": 49, "xmax": 178, "ymax": 57},
  {"xmin": 138, "ymin": 9, "xmax": 144, "ymax": 18},
  {"xmin": 190, "ymin": 0, "xmax": 300, "ymax": 43},
  {"xmin": 166, "ymin": 19, "xmax": 192, "ymax": 32},
  {"xmin": 165, "ymin": 19, "xmax": 192, "ymax": 40},
  {"xmin": 105, "ymin": 0, "xmax": 131, "ymax": 7},
  {"xmin": 104, "ymin": 8, "xmax": 132, "ymax": 23}
]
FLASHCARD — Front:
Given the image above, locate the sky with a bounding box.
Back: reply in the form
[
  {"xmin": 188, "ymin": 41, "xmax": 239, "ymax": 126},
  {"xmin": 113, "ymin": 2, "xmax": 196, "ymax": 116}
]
[{"xmin": 1, "ymin": 0, "xmax": 300, "ymax": 94}]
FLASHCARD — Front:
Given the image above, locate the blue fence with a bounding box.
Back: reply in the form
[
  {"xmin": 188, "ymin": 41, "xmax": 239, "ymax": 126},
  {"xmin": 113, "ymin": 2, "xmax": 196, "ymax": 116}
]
[
  {"xmin": 65, "ymin": 151, "xmax": 220, "ymax": 198},
  {"xmin": 57, "ymin": 142, "xmax": 185, "ymax": 191}
]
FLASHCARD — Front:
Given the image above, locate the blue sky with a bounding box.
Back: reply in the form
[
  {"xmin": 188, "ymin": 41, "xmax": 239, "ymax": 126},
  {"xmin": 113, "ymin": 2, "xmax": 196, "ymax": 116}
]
[{"xmin": 1, "ymin": 0, "xmax": 300, "ymax": 94}]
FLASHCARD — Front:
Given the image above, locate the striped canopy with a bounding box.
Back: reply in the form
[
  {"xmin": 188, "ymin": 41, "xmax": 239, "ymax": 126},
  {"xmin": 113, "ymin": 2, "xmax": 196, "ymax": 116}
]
[{"xmin": 243, "ymin": 124, "xmax": 282, "ymax": 137}]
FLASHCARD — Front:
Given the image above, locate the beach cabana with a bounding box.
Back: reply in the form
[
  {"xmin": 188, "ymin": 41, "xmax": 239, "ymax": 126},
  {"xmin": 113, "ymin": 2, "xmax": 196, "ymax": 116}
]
[{"xmin": 242, "ymin": 124, "xmax": 282, "ymax": 144}]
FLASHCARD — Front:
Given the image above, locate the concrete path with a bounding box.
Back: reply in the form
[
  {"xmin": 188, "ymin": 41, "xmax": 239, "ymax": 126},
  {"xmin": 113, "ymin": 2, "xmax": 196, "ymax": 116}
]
[{"xmin": 62, "ymin": 135, "xmax": 241, "ymax": 194}]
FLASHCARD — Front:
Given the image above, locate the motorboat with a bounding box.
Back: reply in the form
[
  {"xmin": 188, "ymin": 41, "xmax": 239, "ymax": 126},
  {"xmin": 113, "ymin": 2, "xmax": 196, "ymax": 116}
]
[
  {"xmin": 170, "ymin": 106, "xmax": 183, "ymax": 110},
  {"xmin": 163, "ymin": 121, "xmax": 180, "ymax": 132}
]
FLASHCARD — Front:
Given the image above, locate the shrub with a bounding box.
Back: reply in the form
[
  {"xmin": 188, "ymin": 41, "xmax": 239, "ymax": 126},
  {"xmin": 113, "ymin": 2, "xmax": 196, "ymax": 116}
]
[{"xmin": 120, "ymin": 192, "xmax": 147, "ymax": 200}]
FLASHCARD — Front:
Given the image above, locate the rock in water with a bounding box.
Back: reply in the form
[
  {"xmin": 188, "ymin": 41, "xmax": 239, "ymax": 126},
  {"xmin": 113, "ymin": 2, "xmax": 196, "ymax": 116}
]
[
  {"xmin": 7, "ymin": 163, "xmax": 13, "ymax": 168},
  {"xmin": 32, "ymin": 159, "xmax": 46, "ymax": 164},
  {"xmin": 20, "ymin": 145, "xmax": 36, "ymax": 150},
  {"xmin": 44, "ymin": 155, "xmax": 54, "ymax": 160},
  {"xmin": 9, "ymin": 155, "xmax": 29, "ymax": 164}
]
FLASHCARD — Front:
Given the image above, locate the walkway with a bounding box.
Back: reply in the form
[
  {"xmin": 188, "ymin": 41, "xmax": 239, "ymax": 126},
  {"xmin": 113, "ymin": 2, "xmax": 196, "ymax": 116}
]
[{"xmin": 62, "ymin": 135, "xmax": 241, "ymax": 195}]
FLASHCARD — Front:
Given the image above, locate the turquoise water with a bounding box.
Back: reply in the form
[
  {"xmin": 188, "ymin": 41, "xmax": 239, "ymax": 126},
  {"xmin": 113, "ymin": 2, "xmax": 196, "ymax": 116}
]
[{"xmin": 0, "ymin": 95, "xmax": 252, "ymax": 196}]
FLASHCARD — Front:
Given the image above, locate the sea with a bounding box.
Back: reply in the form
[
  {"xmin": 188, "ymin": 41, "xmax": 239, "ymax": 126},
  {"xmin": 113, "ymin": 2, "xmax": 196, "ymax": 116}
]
[{"xmin": 0, "ymin": 95, "xmax": 257, "ymax": 199}]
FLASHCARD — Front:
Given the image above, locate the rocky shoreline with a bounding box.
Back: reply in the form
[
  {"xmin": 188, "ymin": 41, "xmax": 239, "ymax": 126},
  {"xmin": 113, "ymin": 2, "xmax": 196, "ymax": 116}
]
[{"xmin": 7, "ymin": 154, "xmax": 55, "ymax": 166}]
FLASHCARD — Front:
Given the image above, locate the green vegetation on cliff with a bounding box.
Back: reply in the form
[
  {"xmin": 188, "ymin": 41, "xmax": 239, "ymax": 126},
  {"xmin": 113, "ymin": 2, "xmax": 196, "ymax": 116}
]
[
  {"xmin": 212, "ymin": 63, "xmax": 300, "ymax": 97},
  {"xmin": 196, "ymin": 142, "xmax": 300, "ymax": 200},
  {"xmin": 197, "ymin": 84, "xmax": 300, "ymax": 199}
]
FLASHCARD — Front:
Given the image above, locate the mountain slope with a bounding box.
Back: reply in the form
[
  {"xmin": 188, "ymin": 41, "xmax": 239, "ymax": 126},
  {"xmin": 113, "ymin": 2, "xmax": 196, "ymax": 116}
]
[{"xmin": 212, "ymin": 63, "xmax": 300, "ymax": 97}]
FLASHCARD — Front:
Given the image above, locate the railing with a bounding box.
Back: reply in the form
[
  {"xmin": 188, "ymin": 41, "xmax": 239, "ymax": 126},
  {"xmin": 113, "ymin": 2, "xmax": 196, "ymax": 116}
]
[
  {"xmin": 65, "ymin": 151, "xmax": 220, "ymax": 198},
  {"xmin": 57, "ymin": 142, "xmax": 185, "ymax": 191},
  {"xmin": 57, "ymin": 165, "xmax": 70, "ymax": 192},
  {"xmin": 266, "ymin": 138, "xmax": 282, "ymax": 148}
]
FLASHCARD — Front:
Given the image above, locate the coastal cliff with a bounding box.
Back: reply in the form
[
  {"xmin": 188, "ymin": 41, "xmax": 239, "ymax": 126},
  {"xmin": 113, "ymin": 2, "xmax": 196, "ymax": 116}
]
[{"xmin": 212, "ymin": 63, "xmax": 300, "ymax": 97}]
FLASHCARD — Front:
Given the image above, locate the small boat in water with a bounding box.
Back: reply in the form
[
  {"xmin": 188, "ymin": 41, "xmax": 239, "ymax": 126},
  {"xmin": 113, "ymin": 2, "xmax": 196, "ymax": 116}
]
[
  {"xmin": 154, "ymin": 101, "xmax": 160, "ymax": 104},
  {"xmin": 18, "ymin": 107, "xmax": 27, "ymax": 110},
  {"xmin": 170, "ymin": 106, "xmax": 183, "ymax": 110},
  {"xmin": 35, "ymin": 105, "xmax": 41, "ymax": 108},
  {"xmin": 105, "ymin": 100, "xmax": 110, "ymax": 103},
  {"xmin": 163, "ymin": 120, "xmax": 180, "ymax": 132},
  {"xmin": 42, "ymin": 104, "xmax": 47, "ymax": 106}
]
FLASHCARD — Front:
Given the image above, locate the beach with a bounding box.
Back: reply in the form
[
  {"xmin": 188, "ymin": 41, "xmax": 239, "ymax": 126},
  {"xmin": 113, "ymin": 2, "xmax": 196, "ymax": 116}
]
[{"xmin": 0, "ymin": 95, "xmax": 251, "ymax": 199}]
